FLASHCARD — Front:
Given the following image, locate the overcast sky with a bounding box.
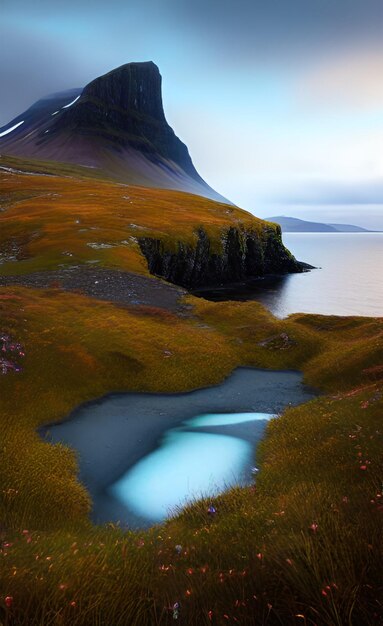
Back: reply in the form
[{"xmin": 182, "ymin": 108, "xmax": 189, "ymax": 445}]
[{"xmin": 1, "ymin": 0, "xmax": 383, "ymax": 227}]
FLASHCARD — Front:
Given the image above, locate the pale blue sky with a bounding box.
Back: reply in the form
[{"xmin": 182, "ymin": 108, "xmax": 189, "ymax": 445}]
[{"xmin": 1, "ymin": 0, "xmax": 382, "ymax": 227}]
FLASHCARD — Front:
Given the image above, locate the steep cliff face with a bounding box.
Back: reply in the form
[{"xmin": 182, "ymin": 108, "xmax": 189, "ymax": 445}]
[
  {"xmin": 82, "ymin": 62, "xmax": 166, "ymax": 122},
  {"xmin": 55, "ymin": 62, "xmax": 202, "ymax": 179},
  {"xmin": 138, "ymin": 224, "xmax": 304, "ymax": 288}
]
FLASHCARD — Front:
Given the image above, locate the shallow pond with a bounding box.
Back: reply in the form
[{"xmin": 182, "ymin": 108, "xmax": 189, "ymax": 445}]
[
  {"xmin": 110, "ymin": 412, "xmax": 273, "ymax": 523},
  {"xmin": 40, "ymin": 367, "xmax": 316, "ymax": 527}
]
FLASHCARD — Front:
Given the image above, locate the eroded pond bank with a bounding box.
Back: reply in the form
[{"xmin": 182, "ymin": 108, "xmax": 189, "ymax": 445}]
[{"xmin": 40, "ymin": 367, "xmax": 316, "ymax": 528}]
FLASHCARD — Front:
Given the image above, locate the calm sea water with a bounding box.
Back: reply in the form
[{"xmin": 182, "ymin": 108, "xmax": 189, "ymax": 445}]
[{"xmin": 197, "ymin": 233, "xmax": 383, "ymax": 318}]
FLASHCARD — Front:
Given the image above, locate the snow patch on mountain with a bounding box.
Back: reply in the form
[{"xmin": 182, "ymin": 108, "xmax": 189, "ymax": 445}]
[
  {"xmin": 0, "ymin": 121, "xmax": 24, "ymax": 137},
  {"xmin": 62, "ymin": 95, "xmax": 81, "ymax": 109}
]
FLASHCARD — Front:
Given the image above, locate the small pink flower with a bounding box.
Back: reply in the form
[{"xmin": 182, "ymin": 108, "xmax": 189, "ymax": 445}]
[
  {"xmin": 360, "ymin": 465, "xmax": 367, "ymax": 471},
  {"xmin": 309, "ymin": 523, "xmax": 318, "ymax": 533},
  {"xmin": 5, "ymin": 596, "xmax": 13, "ymax": 608}
]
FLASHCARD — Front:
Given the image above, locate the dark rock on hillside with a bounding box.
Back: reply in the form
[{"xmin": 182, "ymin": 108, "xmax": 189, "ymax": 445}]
[
  {"xmin": 139, "ymin": 225, "xmax": 306, "ymax": 288},
  {"xmin": 0, "ymin": 267, "xmax": 189, "ymax": 314},
  {"xmin": 83, "ymin": 62, "xmax": 166, "ymax": 122}
]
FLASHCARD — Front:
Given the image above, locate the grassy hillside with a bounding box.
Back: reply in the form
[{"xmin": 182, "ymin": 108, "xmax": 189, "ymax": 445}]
[
  {"xmin": 0, "ymin": 287, "xmax": 382, "ymax": 625},
  {"xmin": 0, "ymin": 155, "xmax": 271, "ymax": 278},
  {"xmin": 0, "ymin": 157, "xmax": 381, "ymax": 624}
]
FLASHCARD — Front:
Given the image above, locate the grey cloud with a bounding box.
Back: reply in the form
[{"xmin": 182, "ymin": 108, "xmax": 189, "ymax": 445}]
[
  {"xmin": 164, "ymin": 0, "xmax": 383, "ymax": 62},
  {"xmin": 278, "ymin": 179, "xmax": 383, "ymax": 206},
  {"xmin": 0, "ymin": 2, "xmax": 174, "ymax": 125},
  {"xmin": 0, "ymin": 27, "xmax": 88, "ymax": 125}
]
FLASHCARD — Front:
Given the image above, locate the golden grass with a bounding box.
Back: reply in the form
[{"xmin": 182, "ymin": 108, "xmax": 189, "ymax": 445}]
[
  {"xmin": 0, "ymin": 162, "xmax": 269, "ymax": 277},
  {"xmin": 0, "ymin": 160, "xmax": 382, "ymax": 624},
  {"xmin": 0, "ymin": 285, "xmax": 382, "ymax": 624}
]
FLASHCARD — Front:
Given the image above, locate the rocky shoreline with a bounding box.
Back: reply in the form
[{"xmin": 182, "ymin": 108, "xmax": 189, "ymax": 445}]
[{"xmin": 138, "ymin": 225, "xmax": 310, "ymax": 289}]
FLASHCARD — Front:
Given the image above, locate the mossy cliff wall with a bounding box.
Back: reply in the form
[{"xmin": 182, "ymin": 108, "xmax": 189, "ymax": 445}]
[{"xmin": 139, "ymin": 224, "xmax": 304, "ymax": 288}]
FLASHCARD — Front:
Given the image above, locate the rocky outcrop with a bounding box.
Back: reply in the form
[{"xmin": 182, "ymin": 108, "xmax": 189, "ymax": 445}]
[
  {"xmin": 138, "ymin": 224, "xmax": 306, "ymax": 288},
  {"xmin": 82, "ymin": 62, "xmax": 166, "ymax": 123}
]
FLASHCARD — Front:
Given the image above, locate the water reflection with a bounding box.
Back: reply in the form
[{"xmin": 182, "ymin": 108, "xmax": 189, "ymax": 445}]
[
  {"xmin": 193, "ymin": 274, "xmax": 295, "ymax": 319},
  {"xmin": 188, "ymin": 411, "xmax": 272, "ymax": 426},
  {"xmin": 110, "ymin": 412, "xmax": 273, "ymax": 522},
  {"xmin": 194, "ymin": 234, "xmax": 383, "ymax": 318},
  {"xmin": 193, "ymin": 274, "xmax": 290, "ymax": 303}
]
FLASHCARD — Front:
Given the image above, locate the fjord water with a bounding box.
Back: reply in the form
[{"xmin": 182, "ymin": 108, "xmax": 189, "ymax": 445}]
[
  {"xmin": 281, "ymin": 233, "xmax": 383, "ymax": 317},
  {"xmin": 198, "ymin": 233, "xmax": 383, "ymax": 318}
]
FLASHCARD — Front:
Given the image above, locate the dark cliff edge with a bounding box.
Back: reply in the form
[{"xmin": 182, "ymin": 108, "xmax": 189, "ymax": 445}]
[{"xmin": 138, "ymin": 224, "xmax": 309, "ymax": 289}]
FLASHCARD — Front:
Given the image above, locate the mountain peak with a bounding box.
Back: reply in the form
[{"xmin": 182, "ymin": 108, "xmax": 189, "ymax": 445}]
[
  {"xmin": 80, "ymin": 61, "xmax": 166, "ymax": 121},
  {"xmin": 0, "ymin": 62, "xmax": 230, "ymax": 204}
]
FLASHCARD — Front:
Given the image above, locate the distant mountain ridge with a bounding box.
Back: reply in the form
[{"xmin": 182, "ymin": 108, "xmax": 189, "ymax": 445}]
[
  {"xmin": 0, "ymin": 62, "xmax": 228, "ymax": 203},
  {"xmin": 267, "ymin": 216, "xmax": 373, "ymax": 233}
]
